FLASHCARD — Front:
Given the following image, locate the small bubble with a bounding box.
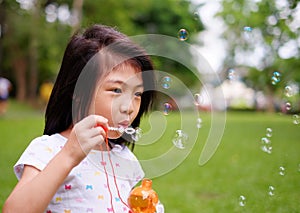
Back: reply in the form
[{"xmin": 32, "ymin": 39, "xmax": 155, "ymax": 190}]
[
  {"xmin": 163, "ymin": 103, "xmax": 172, "ymax": 115},
  {"xmin": 243, "ymin": 26, "xmax": 253, "ymax": 40},
  {"xmin": 261, "ymin": 137, "xmax": 270, "ymax": 144},
  {"xmin": 178, "ymin": 29, "xmax": 188, "ymax": 41},
  {"xmin": 271, "ymin": 71, "xmax": 281, "ymax": 85},
  {"xmin": 261, "ymin": 137, "xmax": 272, "ymax": 154},
  {"xmin": 161, "ymin": 76, "xmax": 172, "ymax": 89},
  {"xmin": 298, "ymin": 163, "xmax": 300, "ymax": 172},
  {"xmin": 238, "ymin": 195, "xmax": 246, "ymax": 207},
  {"xmin": 194, "ymin": 11, "xmax": 199, "ymax": 20},
  {"xmin": 196, "ymin": 117, "xmax": 202, "ymax": 129},
  {"xmin": 266, "ymin": 128, "xmax": 272, "ymax": 137},
  {"xmin": 279, "ymin": 166, "xmax": 286, "ymax": 176},
  {"xmin": 243, "ymin": 26, "xmax": 253, "ymax": 32},
  {"xmin": 268, "ymin": 185, "xmax": 275, "ymax": 196},
  {"xmin": 172, "ymin": 130, "xmax": 188, "ymax": 149},
  {"xmin": 193, "ymin": 93, "xmax": 202, "ymax": 106},
  {"xmin": 285, "ymin": 102, "xmax": 292, "ymax": 111},
  {"xmin": 284, "ymin": 86, "xmax": 293, "ymax": 97},
  {"xmin": 292, "ymin": 114, "xmax": 300, "ymax": 125},
  {"xmin": 132, "ymin": 127, "xmax": 143, "ymax": 142},
  {"xmin": 227, "ymin": 68, "xmax": 236, "ymax": 81}
]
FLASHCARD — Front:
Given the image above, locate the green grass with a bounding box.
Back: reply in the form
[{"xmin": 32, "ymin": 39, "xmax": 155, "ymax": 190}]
[
  {"xmin": 136, "ymin": 111, "xmax": 300, "ymax": 212},
  {"xmin": 0, "ymin": 101, "xmax": 44, "ymax": 208},
  {"xmin": 1, "ymin": 101, "xmax": 299, "ymax": 212}
]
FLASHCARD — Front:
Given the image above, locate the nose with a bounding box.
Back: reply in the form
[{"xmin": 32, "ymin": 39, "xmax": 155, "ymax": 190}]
[{"xmin": 120, "ymin": 99, "xmax": 134, "ymax": 115}]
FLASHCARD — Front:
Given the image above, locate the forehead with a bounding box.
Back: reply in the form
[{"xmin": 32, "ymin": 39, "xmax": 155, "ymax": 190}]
[{"xmin": 104, "ymin": 63, "xmax": 143, "ymax": 83}]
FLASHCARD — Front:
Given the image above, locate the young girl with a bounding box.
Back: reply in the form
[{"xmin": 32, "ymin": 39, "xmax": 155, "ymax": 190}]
[{"xmin": 3, "ymin": 24, "xmax": 157, "ymax": 213}]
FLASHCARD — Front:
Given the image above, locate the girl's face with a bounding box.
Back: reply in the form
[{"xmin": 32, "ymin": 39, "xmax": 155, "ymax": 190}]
[{"xmin": 92, "ymin": 64, "xmax": 143, "ymax": 138}]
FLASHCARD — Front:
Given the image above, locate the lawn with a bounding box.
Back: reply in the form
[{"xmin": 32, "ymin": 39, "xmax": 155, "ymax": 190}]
[{"xmin": 1, "ymin": 101, "xmax": 299, "ymax": 212}]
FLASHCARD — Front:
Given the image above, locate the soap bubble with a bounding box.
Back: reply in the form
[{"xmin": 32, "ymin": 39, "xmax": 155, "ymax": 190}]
[
  {"xmin": 292, "ymin": 114, "xmax": 300, "ymax": 125},
  {"xmin": 163, "ymin": 103, "xmax": 172, "ymax": 115},
  {"xmin": 285, "ymin": 102, "xmax": 292, "ymax": 111},
  {"xmin": 74, "ymin": 33, "xmax": 227, "ymax": 178},
  {"xmin": 193, "ymin": 93, "xmax": 202, "ymax": 106},
  {"xmin": 194, "ymin": 11, "xmax": 199, "ymax": 20},
  {"xmin": 261, "ymin": 137, "xmax": 272, "ymax": 154},
  {"xmin": 268, "ymin": 185, "xmax": 275, "ymax": 196},
  {"xmin": 284, "ymin": 86, "xmax": 293, "ymax": 97},
  {"xmin": 161, "ymin": 76, "xmax": 171, "ymax": 89},
  {"xmin": 227, "ymin": 68, "xmax": 236, "ymax": 81},
  {"xmin": 266, "ymin": 128, "xmax": 273, "ymax": 138},
  {"xmin": 243, "ymin": 26, "xmax": 253, "ymax": 32},
  {"xmin": 178, "ymin": 29, "xmax": 188, "ymax": 41},
  {"xmin": 279, "ymin": 166, "xmax": 286, "ymax": 176},
  {"xmin": 196, "ymin": 117, "xmax": 202, "ymax": 129},
  {"xmin": 132, "ymin": 127, "xmax": 143, "ymax": 142},
  {"xmin": 271, "ymin": 71, "xmax": 281, "ymax": 85},
  {"xmin": 284, "ymin": 83, "xmax": 298, "ymax": 97},
  {"xmin": 238, "ymin": 195, "xmax": 246, "ymax": 207},
  {"xmin": 243, "ymin": 26, "xmax": 253, "ymax": 40},
  {"xmin": 172, "ymin": 130, "xmax": 188, "ymax": 149}
]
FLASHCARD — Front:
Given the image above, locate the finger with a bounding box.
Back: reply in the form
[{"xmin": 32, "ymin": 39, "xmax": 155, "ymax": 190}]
[
  {"xmin": 94, "ymin": 121, "xmax": 109, "ymax": 133},
  {"xmin": 89, "ymin": 126, "xmax": 107, "ymax": 138},
  {"xmin": 89, "ymin": 134, "xmax": 106, "ymax": 147},
  {"xmin": 81, "ymin": 115, "xmax": 108, "ymax": 129}
]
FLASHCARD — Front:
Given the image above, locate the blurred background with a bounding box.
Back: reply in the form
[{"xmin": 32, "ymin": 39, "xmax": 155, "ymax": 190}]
[
  {"xmin": 1, "ymin": 0, "xmax": 300, "ymax": 212},
  {"xmin": 0, "ymin": 0, "xmax": 299, "ymax": 113}
]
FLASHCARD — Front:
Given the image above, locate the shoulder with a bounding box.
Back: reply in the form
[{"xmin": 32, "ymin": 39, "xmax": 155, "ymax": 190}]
[
  {"xmin": 14, "ymin": 134, "xmax": 66, "ymax": 179},
  {"xmin": 26, "ymin": 134, "xmax": 66, "ymax": 150}
]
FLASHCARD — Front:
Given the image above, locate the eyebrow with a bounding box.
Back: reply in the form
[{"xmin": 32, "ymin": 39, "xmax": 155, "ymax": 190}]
[{"xmin": 105, "ymin": 79, "xmax": 144, "ymax": 88}]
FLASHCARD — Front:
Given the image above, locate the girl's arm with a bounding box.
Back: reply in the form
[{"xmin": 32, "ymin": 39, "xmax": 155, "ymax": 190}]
[
  {"xmin": 3, "ymin": 150, "xmax": 75, "ymax": 213},
  {"xmin": 3, "ymin": 115, "xmax": 108, "ymax": 213}
]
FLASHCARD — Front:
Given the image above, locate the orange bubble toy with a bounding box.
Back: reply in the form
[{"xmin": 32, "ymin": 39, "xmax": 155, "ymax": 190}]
[{"xmin": 128, "ymin": 178, "xmax": 158, "ymax": 213}]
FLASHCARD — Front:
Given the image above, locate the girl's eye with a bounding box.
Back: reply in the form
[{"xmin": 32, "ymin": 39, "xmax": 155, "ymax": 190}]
[
  {"xmin": 112, "ymin": 88, "xmax": 122, "ymax": 93},
  {"xmin": 135, "ymin": 92, "xmax": 143, "ymax": 97}
]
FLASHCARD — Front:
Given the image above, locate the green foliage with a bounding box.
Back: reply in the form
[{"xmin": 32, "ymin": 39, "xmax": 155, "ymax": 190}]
[
  {"xmin": 82, "ymin": 0, "xmax": 203, "ymax": 37},
  {"xmin": 81, "ymin": 0, "xmax": 203, "ymax": 88},
  {"xmin": 2, "ymin": 0, "xmax": 72, "ymax": 98},
  {"xmin": 217, "ymin": 0, "xmax": 300, "ymax": 111},
  {"xmin": 1, "ymin": 0, "xmax": 204, "ymax": 100}
]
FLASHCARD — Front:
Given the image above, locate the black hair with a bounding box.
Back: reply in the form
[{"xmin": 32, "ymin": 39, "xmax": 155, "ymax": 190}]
[{"xmin": 43, "ymin": 24, "xmax": 156, "ymax": 150}]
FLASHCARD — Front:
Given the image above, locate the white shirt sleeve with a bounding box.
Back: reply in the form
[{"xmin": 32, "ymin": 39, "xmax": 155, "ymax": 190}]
[{"xmin": 14, "ymin": 134, "xmax": 63, "ymax": 180}]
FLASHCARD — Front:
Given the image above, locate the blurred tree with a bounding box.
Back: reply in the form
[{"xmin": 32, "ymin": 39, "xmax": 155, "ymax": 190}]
[
  {"xmin": 81, "ymin": 0, "xmax": 204, "ymax": 87},
  {"xmin": 3, "ymin": 0, "xmax": 31, "ymax": 101},
  {"xmin": 0, "ymin": 1, "xmax": 5, "ymax": 76},
  {"xmin": 1, "ymin": 0, "xmax": 203, "ymax": 103},
  {"xmin": 217, "ymin": 0, "xmax": 300, "ymax": 112}
]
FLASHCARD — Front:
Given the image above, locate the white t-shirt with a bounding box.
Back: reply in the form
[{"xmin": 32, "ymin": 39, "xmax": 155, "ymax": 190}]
[
  {"xmin": 14, "ymin": 134, "xmax": 145, "ymax": 213},
  {"xmin": 0, "ymin": 77, "xmax": 11, "ymax": 99}
]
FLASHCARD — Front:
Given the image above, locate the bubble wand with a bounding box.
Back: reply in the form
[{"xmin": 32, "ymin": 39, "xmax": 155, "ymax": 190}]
[{"xmin": 108, "ymin": 126, "xmax": 136, "ymax": 135}]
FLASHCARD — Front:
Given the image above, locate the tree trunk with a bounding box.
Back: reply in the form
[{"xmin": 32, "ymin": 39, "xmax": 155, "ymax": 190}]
[
  {"xmin": 71, "ymin": 0, "xmax": 84, "ymax": 34},
  {"xmin": 13, "ymin": 54, "xmax": 27, "ymax": 101},
  {"xmin": 28, "ymin": 1, "xmax": 40, "ymax": 102},
  {"xmin": 265, "ymin": 85, "xmax": 275, "ymax": 113},
  {"xmin": 0, "ymin": 0, "xmax": 6, "ymax": 75}
]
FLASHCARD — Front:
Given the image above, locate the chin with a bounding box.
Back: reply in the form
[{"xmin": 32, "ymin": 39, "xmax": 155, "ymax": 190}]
[{"xmin": 107, "ymin": 132, "xmax": 121, "ymax": 139}]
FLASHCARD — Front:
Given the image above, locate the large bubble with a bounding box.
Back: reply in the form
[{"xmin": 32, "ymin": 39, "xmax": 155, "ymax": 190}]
[{"xmin": 72, "ymin": 34, "xmax": 226, "ymax": 179}]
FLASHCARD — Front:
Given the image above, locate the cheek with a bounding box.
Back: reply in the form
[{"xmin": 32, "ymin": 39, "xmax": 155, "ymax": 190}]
[
  {"xmin": 132, "ymin": 99, "xmax": 142, "ymax": 117},
  {"xmin": 93, "ymin": 95, "xmax": 112, "ymax": 117}
]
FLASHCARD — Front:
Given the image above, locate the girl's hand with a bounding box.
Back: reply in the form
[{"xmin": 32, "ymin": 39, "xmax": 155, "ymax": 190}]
[{"xmin": 63, "ymin": 115, "xmax": 108, "ymax": 167}]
